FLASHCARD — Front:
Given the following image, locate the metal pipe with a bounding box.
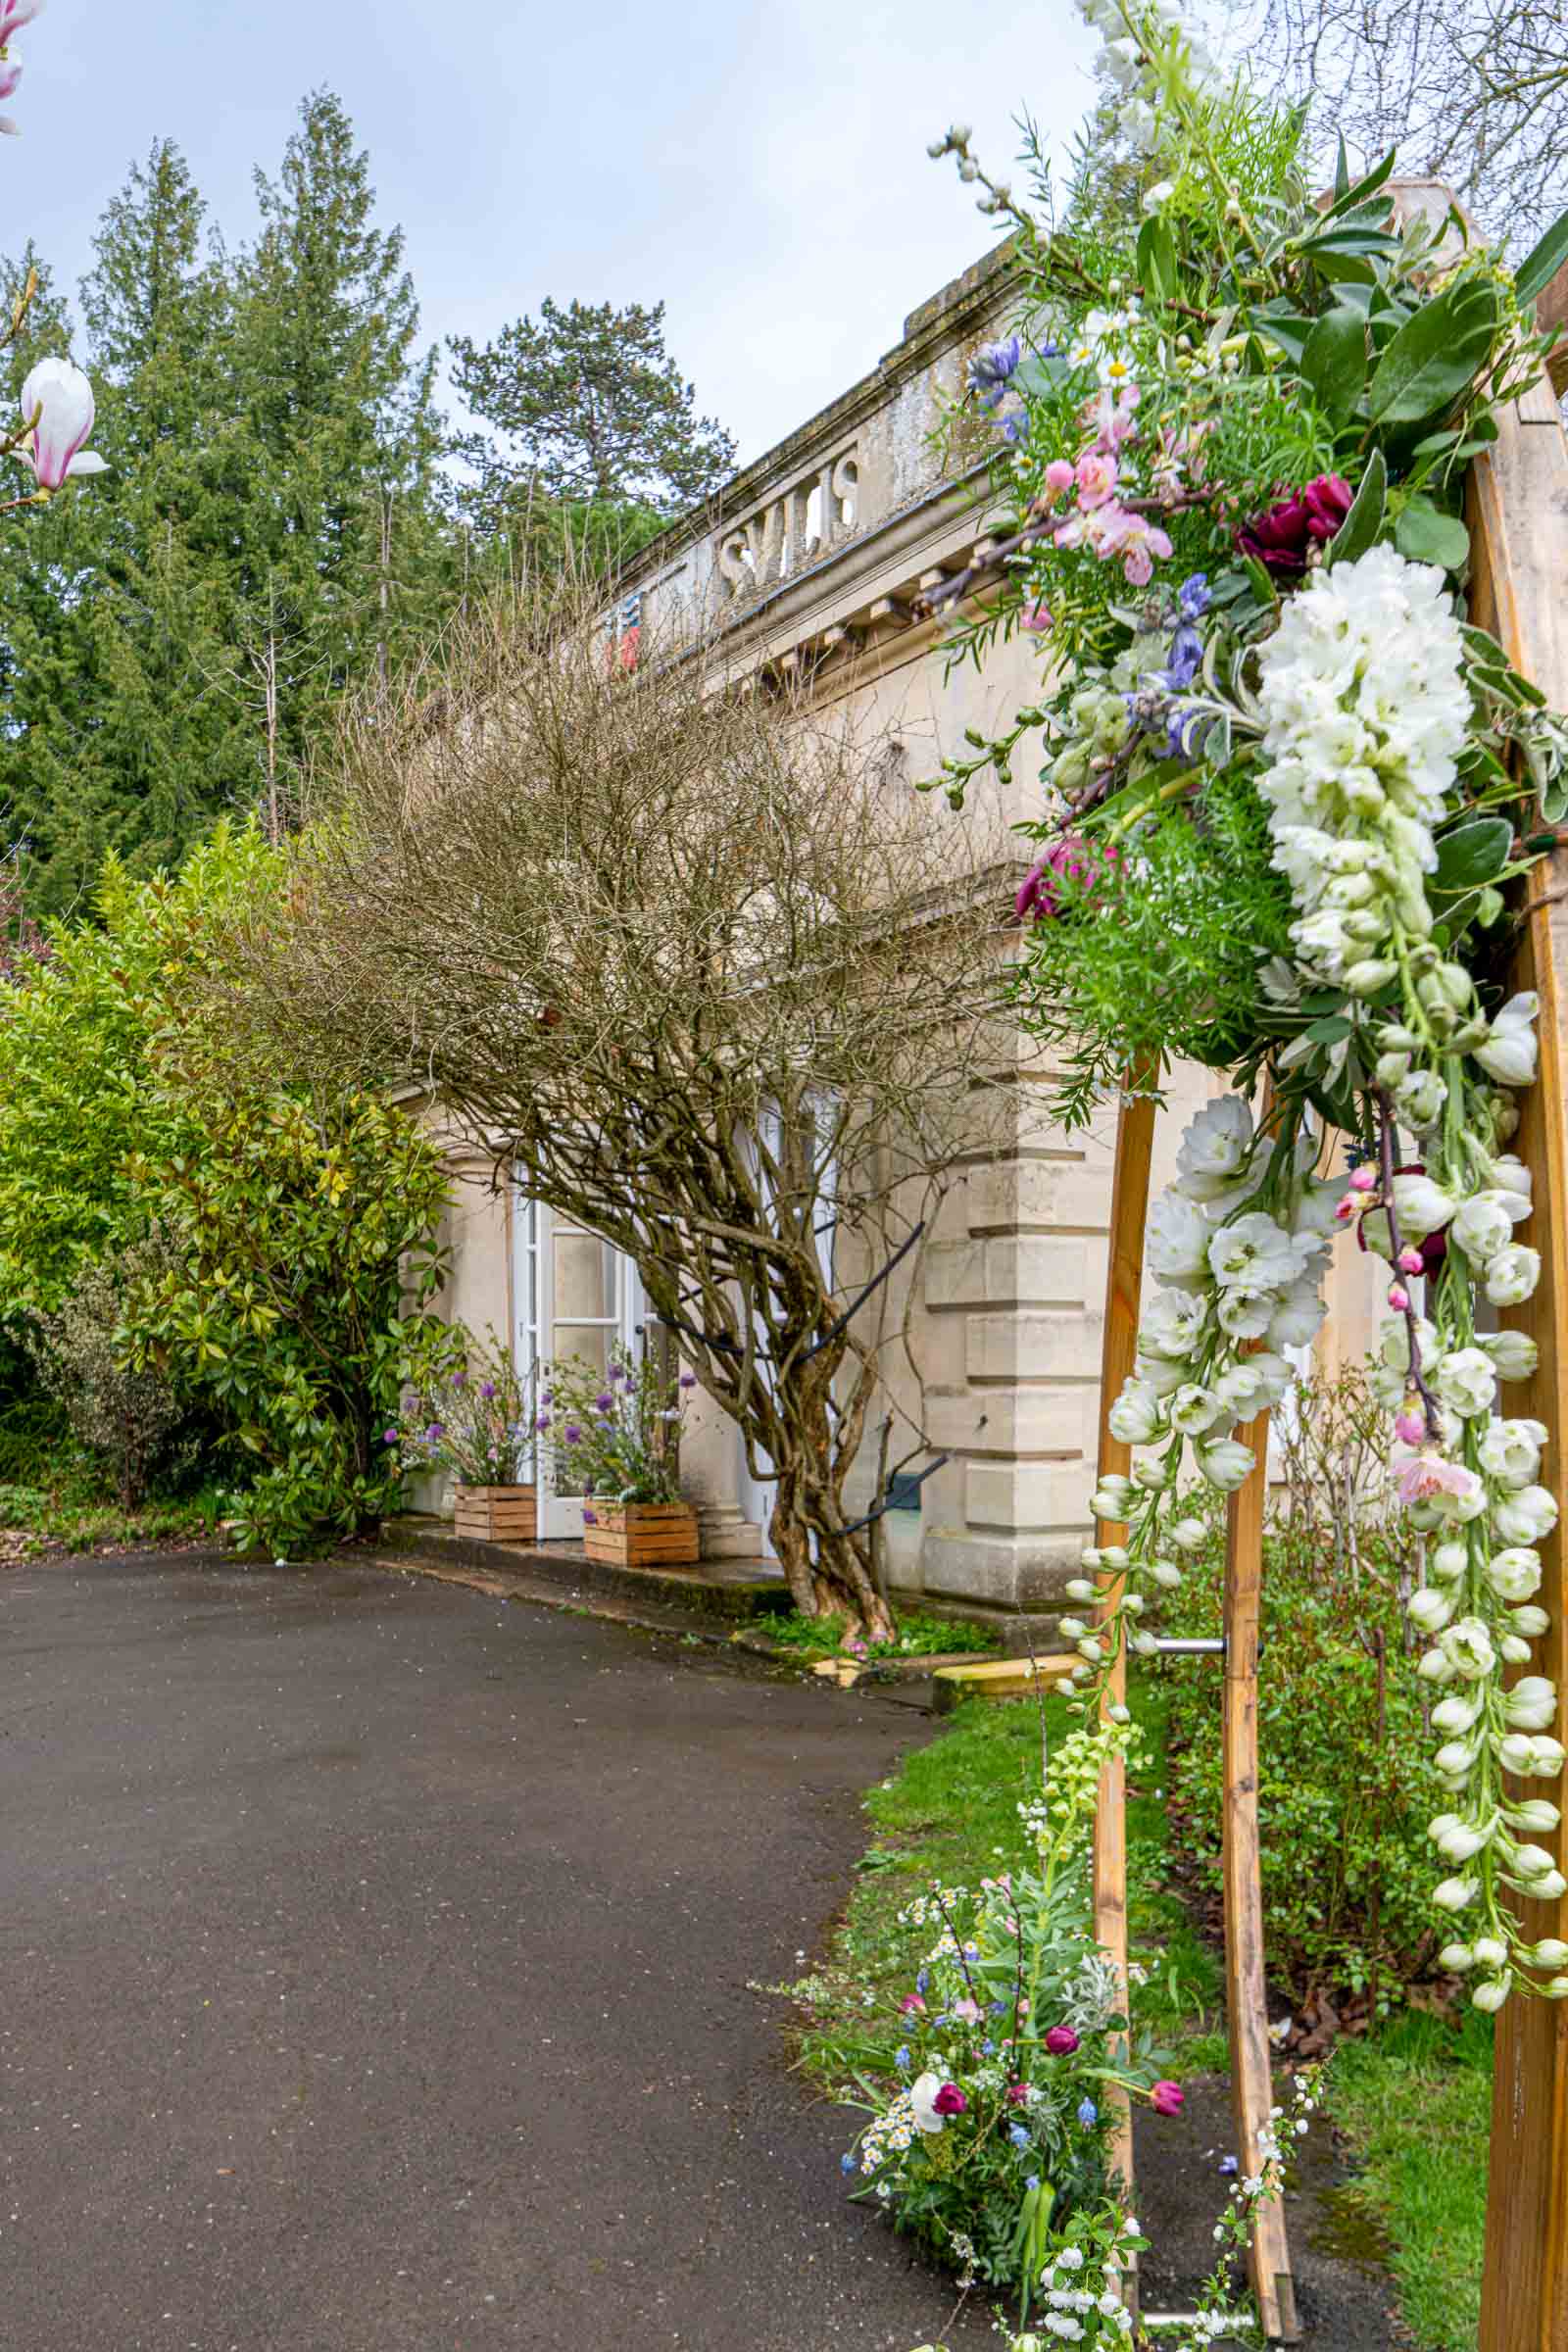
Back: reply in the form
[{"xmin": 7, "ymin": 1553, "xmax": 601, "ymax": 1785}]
[{"xmin": 1146, "ymin": 1635, "xmax": 1227, "ymax": 1657}]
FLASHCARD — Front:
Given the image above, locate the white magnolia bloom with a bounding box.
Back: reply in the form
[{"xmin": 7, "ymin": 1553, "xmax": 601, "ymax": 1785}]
[
  {"xmin": 1486, "ymin": 1245, "xmax": 1542, "ymax": 1307},
  {"xmin": 1431, "ymin": 1347, "xmax": 1498, "ymax": 1419},
  {"xmin": 1478, "ymin": 1418, "xmax": 1547, "ymax": 1490},
  {"xmin": 1176, "ymin": 1096, "xmax": 1254, "ymax": 1200},
  {"xmin": 1451, "ymin": 1191, "xmax": 1523, "ymax": 1265},
  {"xmin": 1480, "ymin": 1329, "xmax": 1540, "ymax": 1382},
  {"xmin": 1487, "ymin": 1546, "xmax": 1544, "ymax": 1602},
  {"xmin": 1494, "ymin": 1485, "xmax": 1560, "ymax": 1546},
  {"xmin": 1146, "ymin": 1191, "xmax": 1212, "ymax": 1289},
  {"xmin": 18, "ymin": 356, "xmax": 109, "ymax": 490}
]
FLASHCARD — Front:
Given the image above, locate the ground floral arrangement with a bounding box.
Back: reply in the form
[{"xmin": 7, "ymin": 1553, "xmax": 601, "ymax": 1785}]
[{"xmin": 882, "ymin": 0, "xmax": 1568, "ymax": 2341}]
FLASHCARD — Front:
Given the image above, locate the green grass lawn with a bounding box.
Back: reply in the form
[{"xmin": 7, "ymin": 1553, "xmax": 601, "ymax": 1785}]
[
  {"xmin": 788, "ymin": 1677, "xmax": 1493, "ymax": 2348},
  {"xmin": 1326, "ymin": 2009, "xmax": 1493, "ymax": 2352},
  {"xmin": 0, "ymin": 1477, "xmax": 226, "ymax": 1556}
]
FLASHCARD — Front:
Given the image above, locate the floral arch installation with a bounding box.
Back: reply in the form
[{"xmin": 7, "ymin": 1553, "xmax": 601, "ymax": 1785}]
[{"xmin": 1084, "ymin": 215, "xmax": 1568, "ymax": 2347}]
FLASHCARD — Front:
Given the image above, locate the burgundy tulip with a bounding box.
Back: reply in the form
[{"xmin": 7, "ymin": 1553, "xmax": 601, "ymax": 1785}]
[
  {"xmin": 1235, "ymin": 473, "xmax": 1352, "ymax": 574},
  {"xmin": 1045, "ymin": 2026, "xmax": 1081, "ymax": 2057},
  {"xmin": 1152, "ymin": 2079, "xmax": 1185, "ymax": 2116},
  {"xmin": 932, "ymin": 2083, "xmax": 967, "ymax": 2117}
]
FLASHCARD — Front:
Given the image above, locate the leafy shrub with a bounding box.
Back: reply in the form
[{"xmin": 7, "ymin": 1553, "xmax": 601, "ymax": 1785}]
[
  {"xmin": 764, "ymin": 1606, "xmax": 1000, "ymax": 1661},
  {"xmin": 1158, "ymin": 1371, "xmax": 1445, "ymax": 2005},
  {"xmin": 25, "ymin": 1237, "xmax": 190, "ymax": 1507}
]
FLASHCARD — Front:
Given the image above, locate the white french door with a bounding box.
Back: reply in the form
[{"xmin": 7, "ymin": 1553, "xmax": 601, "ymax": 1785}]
[{"xmin": 514, "ymin": 1192, "xmax": 645, "ymax": 1539}]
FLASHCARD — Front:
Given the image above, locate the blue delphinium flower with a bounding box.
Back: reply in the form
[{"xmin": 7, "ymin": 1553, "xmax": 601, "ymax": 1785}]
[
  {"xmin": 1078, "ymin": 2097, "xmax": 1099, "ymax": 2129},
  {"xmin": 982, "ymin": 2038, "xmax": 997, "ymax": 2055},
  {"xmin": 966, "ymin": 333, "xmax": 1022, "ymax": 409},
  {"xmin": 1163, "ymin": 620, "xmax": 1204, "ymax": 691},
  {"xmin": 841, "ymin": 2152, "xmax": 857, "ymax": 2175},
  {"xmin": 1179, "ymin": 570, "xmax": 1212, "ymax": 619},
  {"xmin": 916, "ymin": 1969, "xmax": 930, "ymax": 1995},
  {"xmin": 896, "ymin": 2045, "xmax": 911, "ymax": 2071},
  {"xmin": 1009, "ymin": 2124, "xmax": 1031, "ymax": 2150}
]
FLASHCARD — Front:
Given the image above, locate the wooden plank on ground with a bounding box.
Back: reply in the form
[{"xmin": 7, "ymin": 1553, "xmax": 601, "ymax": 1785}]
[
  {"xmin": 1223, "ymin": 1406, "xmax": 1298, "ymax": 2343},
  {"xmin": 1467, "ymin": 362, "xmax": 1568, "ymax": 2352},
  {"xmin": 1092, "ymin": 1084, "xmax": 1156, "ymax": 2286}
]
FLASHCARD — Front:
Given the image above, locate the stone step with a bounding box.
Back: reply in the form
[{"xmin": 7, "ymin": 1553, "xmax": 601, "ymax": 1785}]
[
  {"xmin": 930, "ymin": 1653, "xmax": 1080, "ymax": 1711},
  {"xmin": 380, "ymin": 1515, "xmax": 793, "ymax": 1625}
]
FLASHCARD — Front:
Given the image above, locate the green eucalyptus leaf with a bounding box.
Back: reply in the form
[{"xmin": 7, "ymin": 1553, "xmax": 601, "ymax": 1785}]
[
  {"xmin": 1394, "ymin": 498, "xmax": 1471, "ymax": 569},
  {"xmin": 1327, "ymin": 448, "xmax": 1386, "ymax": 567},
  {"xmin": 1432, "ymin": 816, "xmax": 1513, "ymax": 892},
  {"xmin": 1514, "ymin": 206, "xmax": 1568, "ymax": 307}
]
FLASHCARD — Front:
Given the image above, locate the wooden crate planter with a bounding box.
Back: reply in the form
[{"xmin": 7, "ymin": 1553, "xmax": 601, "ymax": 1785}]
[
  {"xmin": 581, "ymin": 1501, "xmax": 699, "ymax": 1568},
  {"xmin": 453, "ymin": 1484, "xmax": 537, "ymax": 1543}
]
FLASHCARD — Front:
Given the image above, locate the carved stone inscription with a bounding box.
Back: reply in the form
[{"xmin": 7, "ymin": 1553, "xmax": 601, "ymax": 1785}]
[{"xmin": 716, "ymin": 446, "xmax": 861, "ymax": 601}]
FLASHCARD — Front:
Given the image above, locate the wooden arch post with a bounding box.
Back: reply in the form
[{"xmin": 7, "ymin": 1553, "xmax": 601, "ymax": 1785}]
[
  {"xmin": 1091, "ymin": 1086, "xmax": 1299, "ymax": 2339},
  {"xmin": 1467, "ymin": 332, "xmax": 1568, "ymax": 2352}
]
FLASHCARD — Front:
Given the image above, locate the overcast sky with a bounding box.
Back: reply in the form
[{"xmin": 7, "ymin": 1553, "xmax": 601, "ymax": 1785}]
[{"xmin": 18, "ymin": 0, "xmax": 1101, "ymax": 469}]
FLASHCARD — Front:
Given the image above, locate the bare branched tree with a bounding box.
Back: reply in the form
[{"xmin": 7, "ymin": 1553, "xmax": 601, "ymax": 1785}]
[
  {"xmin": 1228, "ymin": 0, "xmax": 1568, "ymax": 249},
  {"xmin": 230, "ymin": 578, "xmax": 1014, "ymax": 1638}
]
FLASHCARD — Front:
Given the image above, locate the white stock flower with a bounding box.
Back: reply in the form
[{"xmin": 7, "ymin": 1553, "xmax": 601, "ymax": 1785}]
[
  {"xmin": 1494, "ymin": 1485, "xmax": 1560, "ymax": 1546},
  {"xmin": 1431, "ymin": 1348, "xmax": 1497, "ymax": 1420},
  {"xmin": 1176, "ymin": 1096, "xmax": 1254, "ymax": 1200},
  {"xmin": 1486, "ymin": 1245, "xmax": 1542, "ymax": 1307},
  {"xmin": 1478, "ymin": 1418, "xmax": 1547, "ymax": 1490}
]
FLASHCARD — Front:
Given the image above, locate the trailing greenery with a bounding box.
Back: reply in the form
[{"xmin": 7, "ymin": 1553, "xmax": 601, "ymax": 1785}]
[
  {"xmin": 1328, "ymin": 2008, "xmax": 1493, "ymax": 2352},
  {"xmin": 0, "ymin": 1477, "xmax": 226, "ymax": 1558}
]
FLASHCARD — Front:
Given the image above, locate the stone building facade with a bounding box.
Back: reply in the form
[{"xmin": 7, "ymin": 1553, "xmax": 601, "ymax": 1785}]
[{"xmin": 427, "ymin": 246, "xmax": 1379, "ymax": 1615}]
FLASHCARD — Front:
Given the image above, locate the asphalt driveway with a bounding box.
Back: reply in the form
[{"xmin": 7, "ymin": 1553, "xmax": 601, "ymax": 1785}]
[{"xmin": 0, "ymin": 1552, "xmax": 992, "ymax": 2352}]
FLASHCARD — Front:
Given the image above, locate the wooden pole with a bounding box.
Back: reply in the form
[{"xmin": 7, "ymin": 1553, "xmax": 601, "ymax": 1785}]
[
  {"xmin": 1092, "ymin": 1084, "xmax": 1156, "ymax": 2289},
  {"xmin": 1467, "ymin": 359, "xmax": 1568, "ymax": 2352},
  {"xmin": 1223, "ymin": 1404, "xmax": 1299, "ymax": 2343}
]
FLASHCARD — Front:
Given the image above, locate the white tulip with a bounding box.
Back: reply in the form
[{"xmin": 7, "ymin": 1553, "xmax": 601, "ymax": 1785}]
[{"xmin": 908, "ymin": 2072, "xmax": 949, "ymax": 2133}]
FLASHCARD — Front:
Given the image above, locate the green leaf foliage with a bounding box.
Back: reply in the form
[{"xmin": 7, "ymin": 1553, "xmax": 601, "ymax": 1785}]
[
  {"xmin": 1327, "ymin": 448, "xmax": 1386, "ymax": 566},
  {"xmin": 1432, "ymin": 816, "xmax": 1514, "ymax": 892},
  {"xmin": 1513, "ymin": 206, "xmax": 1568, "ymax": 307},
  {"xmin": 1367, "ymin": 279, "xmax": 1498, "ymax": 424},
  {"xmin": 1394, "ymin": 497, "xmax": 1472, "ymax": 569},
  {"xmin": 1298, "ymin": 303, "xmax": 1367, "ymax": 425}
]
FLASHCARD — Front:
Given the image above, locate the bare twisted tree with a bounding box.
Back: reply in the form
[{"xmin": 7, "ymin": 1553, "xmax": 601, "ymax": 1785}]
[{"xmin": 226, "ymin": 577, "xmax": 1014, "ymax": 1637}]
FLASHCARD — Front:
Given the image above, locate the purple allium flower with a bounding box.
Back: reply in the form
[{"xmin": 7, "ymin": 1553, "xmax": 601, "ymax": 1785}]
[
  {"xmin": 564, "ymin": 1424, "xmax": 581, "ymax": 1445},
  {"xmin": 594, "ymin": 1392, "xmax": 613, "ymax": 1412},
  {"xmin": 678, "ymin": 1372, "xmax": 697, "ymax": 1390},
  {"xmin": 479, "ymin": 1381, "xmax": 497, "ymax": 1400},
  {"xmin": 1178, "ymin": 571, "xmax": 1211, "ymax": 619},
  {"xmin": 425, "ymin": 1423, "xmax": 445, "ymax": 1444}
]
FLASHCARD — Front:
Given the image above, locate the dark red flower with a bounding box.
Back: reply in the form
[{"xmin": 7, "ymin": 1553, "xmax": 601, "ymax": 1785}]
[
  {"xmin": 1004, "ymin": 2082, "xmax": 1030, "ymax": 2104},
  {"xmin": 931, "ymin": 2082, "xmax": 968, "ymax": 2117},
  {"xmin": 1044, "ymin": 2025, "xmax": 1081, "ymax": 2057},
  {"xmin": 1235, "ymin": 473, "xmax": 1353, "ymax": 574},
  {"xmin": 1015, "ymin": 834, "xmax": 1120, "ymax": 926}
]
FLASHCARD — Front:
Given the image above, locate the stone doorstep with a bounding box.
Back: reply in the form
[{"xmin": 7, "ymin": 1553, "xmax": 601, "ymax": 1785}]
[{"xmin": 379, "ymin": 1515, "xmax": 793, "ymax": 1625}]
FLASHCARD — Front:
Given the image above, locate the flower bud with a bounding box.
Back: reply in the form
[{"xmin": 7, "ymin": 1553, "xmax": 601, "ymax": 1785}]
[
  {"xmin": 1472, "ymin": 1977, "xmax": 1511, "ymax": 2013},
  {"xmin": 1438, "ymin": 1943, "xmax": 1474, "ymax": 1972}
]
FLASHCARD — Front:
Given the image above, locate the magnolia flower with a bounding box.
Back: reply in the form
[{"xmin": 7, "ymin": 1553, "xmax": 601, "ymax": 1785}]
[
  {"xmin": 1494, "ymin": 1485, "xmax": 1559, "ymax": 1546},
  {"xmin": 1475, "ymin": 993, "xmax": 1540, "ymax": 1087},
  {"xmin": 1487, "ymin": 1245, "xmax": 1542, "ymax": 1307},
  {"xmin": 1431, "ymin": 1347, "xmax": 1498, "ymax": 1420},
  {"xmin": 17, "ymin": 357, "xmax": 107, "ymax": 491}
]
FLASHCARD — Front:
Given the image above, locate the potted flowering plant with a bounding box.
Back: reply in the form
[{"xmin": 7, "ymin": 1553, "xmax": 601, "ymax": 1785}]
[
  {"xmin": 543, "ymin": 1346, "xmax": 700, "ymax": 1567},
  {"xmin": 389, "ymin": 1326, "xmax": 539, "ymax": 1543}
]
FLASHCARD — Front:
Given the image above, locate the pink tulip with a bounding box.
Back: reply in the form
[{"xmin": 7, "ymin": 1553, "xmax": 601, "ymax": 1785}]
[
  {"xmin": 1151, "ymin": 2080, "xmax": 1185, "ymax": 2116},
  {"xmin": 931, "ymin": 2082, "xmax": 967, "ymax": 2117},
  {"xmin": 18, "ymin": 356, "xmax": 106, "ymax": 490},
  {"xmin": 1045, "ymin": 2025, "xmax": 1080, "ymax": 2056}
]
